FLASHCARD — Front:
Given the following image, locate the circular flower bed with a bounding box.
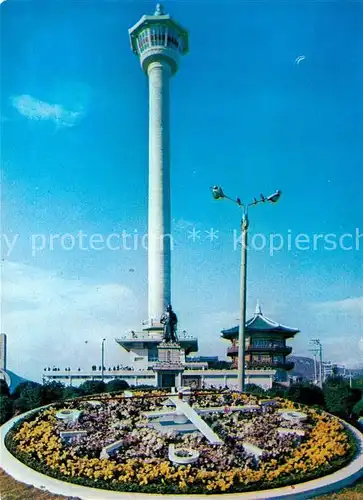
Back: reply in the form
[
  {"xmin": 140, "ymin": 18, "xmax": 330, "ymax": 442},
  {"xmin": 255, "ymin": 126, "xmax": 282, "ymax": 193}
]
[{"xmin": 5, "ymin": 390, "xmax": 356, "ymax": 494}]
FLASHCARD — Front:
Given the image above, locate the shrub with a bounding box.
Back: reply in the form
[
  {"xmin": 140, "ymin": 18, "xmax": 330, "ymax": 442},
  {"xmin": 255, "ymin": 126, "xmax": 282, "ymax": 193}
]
[
  {"xmin": 12, "ymin": 382, "xmax": 43, "ymax": 412},
  {"xmin": 0, "ymin": 395, "xmax": 13, "ymax": 424},
  {"xmin": 41, "ymin": 381, "xmax": 65, "ymax": 404},
  {"xmin": 62, "ymin": 386, "xmax": 82, "ymax": 400},
  {"xmin": 287, "ymin": 383, "xmax": 325, "ymax": 407},
  {"xmin": 323, "ymin": 376, "xmax": 361, "ymax": 419},
  {"xmin": 78, "ymin": 380, "xmax": 106, "ymax": 395},
  {"xmin": 245, "ymin": 383, "xmax": 266, "ymax": 396},
  {"xmin": 0, "ymin": 379, "xmax": 10, "ymax": 396},
  {"xmin": 352, "ymin": 398, "xmax": 363, "ymax": 418},
  {"xmin": 106, "ymin": 379, "xmax": 129, "ymax": 392}
]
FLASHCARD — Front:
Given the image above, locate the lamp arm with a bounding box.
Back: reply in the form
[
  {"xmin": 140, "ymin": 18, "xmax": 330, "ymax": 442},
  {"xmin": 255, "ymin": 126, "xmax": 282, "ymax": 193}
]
[{"xmin": 247, "ymin": 198, "xmax": 264, "ymax": 208}]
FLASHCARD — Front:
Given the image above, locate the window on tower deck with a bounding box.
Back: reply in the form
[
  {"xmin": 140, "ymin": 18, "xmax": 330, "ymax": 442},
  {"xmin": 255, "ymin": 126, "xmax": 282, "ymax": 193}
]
[
  {"xmin": 167, "ymin": 32, "xmax": 179, "ymax": 50},
  {"xmin": 147, "ymin": 28, "xmax": 152, "ymax": 48}
]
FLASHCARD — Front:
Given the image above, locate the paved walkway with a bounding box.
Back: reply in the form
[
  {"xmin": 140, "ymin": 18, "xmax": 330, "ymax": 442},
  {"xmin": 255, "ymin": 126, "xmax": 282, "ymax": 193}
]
[{"xmin": 0, "ymin": 467, "xmax": 77, "ymax": 499}]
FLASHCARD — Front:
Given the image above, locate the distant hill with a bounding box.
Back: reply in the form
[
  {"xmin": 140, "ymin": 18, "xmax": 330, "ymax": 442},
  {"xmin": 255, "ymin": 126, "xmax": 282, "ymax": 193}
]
[
  {"xmin": 289, "ymin": 356, "xmax": 317, "ymax": 381},
  {"xmin": 0, "ymin": 369, "xmax": 30, "ymax": 394}
]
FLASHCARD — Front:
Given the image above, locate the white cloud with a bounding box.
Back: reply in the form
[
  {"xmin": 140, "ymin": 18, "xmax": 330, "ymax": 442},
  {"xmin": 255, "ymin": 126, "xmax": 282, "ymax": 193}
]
[
  {"xmin": 1, "ymin": 262, "xmax": 141, "ymax": 381},
  {"xmin": 300, "ymin": 296, "xmax": 363, "ymax": 367},
  {"xmin": 310, "ymin": 296, "xmax": 363, "ymax": 335},
  {"xmin": 11, "ymin": 94, "xmax": 83, "ymax": 127},
  {"xmin": 172, "ymin": 218, "xmax": 197, "ymax": 233},
  {"xmin": 2, "ymin": 260, "xmax": 362, "ymax": 381},
  {"xmin": 313, "ymin": 296, "xmax": 363, "ymax": 314},
  {"xmin": 188, "ymin": 298, "xmax": 363, "ymax": 368}
]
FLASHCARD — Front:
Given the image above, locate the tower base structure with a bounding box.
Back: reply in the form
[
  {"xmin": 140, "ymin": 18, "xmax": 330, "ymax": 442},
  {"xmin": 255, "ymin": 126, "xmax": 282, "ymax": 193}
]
[
  {"xmin": 153, "ymin": 342, "xmax": 185, "ymax": 388},
  {"xmin": 116, "ymin": 327, "xmax": 197, "ymax": 376}
]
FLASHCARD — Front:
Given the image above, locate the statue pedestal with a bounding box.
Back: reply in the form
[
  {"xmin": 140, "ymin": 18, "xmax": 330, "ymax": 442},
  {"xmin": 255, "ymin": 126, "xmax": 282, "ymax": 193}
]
[
  {"xmin": 153, "ymin": 343, "xmax": 184, "ymax": 388},
  {"xmin": 157, "ymin": 342, "xmax": 183, "ymax": 363}
]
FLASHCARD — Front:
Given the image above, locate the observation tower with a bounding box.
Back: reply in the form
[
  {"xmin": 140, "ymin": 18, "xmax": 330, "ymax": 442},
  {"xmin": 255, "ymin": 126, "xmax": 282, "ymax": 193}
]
[
  {"xmin": 117, "ymin": 4, "xmax": 197, "ymax": 382},
  {"xmin": 129, "ymin": 3, "xmax": 188, "ymax": 326}
]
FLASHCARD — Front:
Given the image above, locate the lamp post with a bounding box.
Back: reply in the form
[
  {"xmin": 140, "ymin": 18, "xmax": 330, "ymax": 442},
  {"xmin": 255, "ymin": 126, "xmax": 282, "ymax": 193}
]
[
  {"xmin": 101, "ymin": 338, "xmax": 106, "ymax": 382},
  {"xmin": 211, "ymin": 186, "xmax": 281, "ymax": 392}
]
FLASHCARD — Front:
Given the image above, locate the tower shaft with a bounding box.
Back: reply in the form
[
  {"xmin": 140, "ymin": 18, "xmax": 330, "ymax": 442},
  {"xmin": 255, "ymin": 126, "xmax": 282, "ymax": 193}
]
[
  {"xmin": 129, "ymin": 4, "xmax": 189, "ymax": 328},
  {"xmin": 148, "ymin": 61, "xmax": 172, "ymax": 322}
]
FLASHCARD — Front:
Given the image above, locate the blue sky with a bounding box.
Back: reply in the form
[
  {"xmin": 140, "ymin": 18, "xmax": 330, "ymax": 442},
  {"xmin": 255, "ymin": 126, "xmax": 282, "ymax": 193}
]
[{"xmin": 1, "ymin": 0, "xmax": 362, "ymax": 381}]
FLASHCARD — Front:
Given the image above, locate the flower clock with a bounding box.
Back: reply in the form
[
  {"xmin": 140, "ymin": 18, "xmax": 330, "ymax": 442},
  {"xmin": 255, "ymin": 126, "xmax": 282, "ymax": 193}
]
[{"xmin": 5, "ymin": 390, "xmax": 355, "ymax": 494}]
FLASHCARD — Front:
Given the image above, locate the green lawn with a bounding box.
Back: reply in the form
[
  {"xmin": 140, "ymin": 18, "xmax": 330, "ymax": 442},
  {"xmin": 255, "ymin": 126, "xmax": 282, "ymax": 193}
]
[
  {"xmin": 1, "ymin": 468, "xmax": 362, "ymax": 499},
  {"xmin": 316, "ymin": 477, "xmax": 363, "ymax": 499}
]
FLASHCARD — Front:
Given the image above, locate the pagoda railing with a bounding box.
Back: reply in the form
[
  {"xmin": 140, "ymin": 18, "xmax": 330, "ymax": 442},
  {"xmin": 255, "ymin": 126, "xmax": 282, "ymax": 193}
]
[
  {"xmin": 227, "ymin": 345, "xmax": 292, "ymax": 356},
  {"xmin": 247, "ymin": 345, "xmax": 292, "ymax": 354}
]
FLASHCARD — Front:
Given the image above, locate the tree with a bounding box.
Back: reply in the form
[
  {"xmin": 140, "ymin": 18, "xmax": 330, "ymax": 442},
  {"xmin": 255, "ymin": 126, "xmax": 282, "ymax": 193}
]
[
  {"xmin": 323, "ymin": 375, "xmax": 359, "ymax": 418},
  {"xmin": 79, "ymin": 380, "xmax": 106, "ymax": 396},
  {"xmin": 352, "ymin": 377, "xmax": 363, "ymax": 391},
  {"xmin": 287, "ymin": 383, "xmax": 325, "ymax": 407},
  {"xmin": 346, "ymin": 388, "xmax": 362, "ymax": 414},
  {"xmin": 12, "ymin": 382, "xmax": 43, "ymax": 412},
  {"xmin": 41, "ymin": 381, "xmax": 65, "ymax": 404},
  {"xmin": 0, "ymin": 395, "xmax": 13, "ymax": 424},
  {"xmin": 245, "ymin": 383, "xmax": 266, "ymax": 396},
  {"xmin": 106, "ymin": 379, "xmax": 129, "ymax": 393},
  {"xmin": 62, "ymin": 386, "xmax": 82, "ymax": 400},
  {"xmin": 265, "ymin": 382, "xmax": 288, "ymax": 399},
  {"xmin": 12, "ymin": 381, "xmax": 36, "ymax": 399},
  {"xmin": 352, "ymin": 398, "xmax": 363, "ymax": 418},
  {"xmin": 0, "ymin": 379, "xmax": 10, "ymax": 396},
  {"xmin": 13, "ymin": 397, "xmax": 29, "ymax": 414}
]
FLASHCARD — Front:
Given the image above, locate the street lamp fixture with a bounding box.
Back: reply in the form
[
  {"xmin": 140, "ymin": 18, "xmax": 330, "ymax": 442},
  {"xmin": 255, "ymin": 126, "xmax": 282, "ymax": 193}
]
[
  {"xmin": 266, "ymin": 190, "xmax": 282, "ymax": 204},
  {"xmin": 211, "ymin": 185, "xmax": 225, "ymax": 200},
  {"xmin": 210, "ymin": 186, "xmax": 282, "ymax": 392}
]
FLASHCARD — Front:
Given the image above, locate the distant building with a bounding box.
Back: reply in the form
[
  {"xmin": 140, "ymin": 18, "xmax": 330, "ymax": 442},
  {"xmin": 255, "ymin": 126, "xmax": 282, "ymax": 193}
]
[
  {"xmin": 221, "ymin": 303, "xmax": 299, "ymax": 384},
  {"xmin": 322, "ymin": 361, "xmax": 334, "ymax": 380},
  {"xmin": 186, "ymin": 356, "xmax": 219, "ymax": 363},
  {"xmin": 0, "ymin": 333, "xmax": 7, "ymax": 371},
  {"xmin": 0, "ymin": 333, "xmax": 31, "ymax": 393},
  {"xmin": 322, "ymin": 361, "xmax": 347, "ymax": 381}
]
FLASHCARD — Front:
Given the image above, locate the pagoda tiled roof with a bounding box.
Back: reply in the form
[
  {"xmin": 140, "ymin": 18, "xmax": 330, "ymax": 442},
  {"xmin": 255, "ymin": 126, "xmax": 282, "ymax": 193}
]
[{"xmin": 221, "ymin": 303, "xmax": 299, "ymax": 340}]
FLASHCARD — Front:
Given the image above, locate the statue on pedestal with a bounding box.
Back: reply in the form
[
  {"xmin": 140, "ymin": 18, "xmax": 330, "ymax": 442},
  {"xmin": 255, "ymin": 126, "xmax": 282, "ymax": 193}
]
[{"xmin": 160, "ymin": 304, "xmax": 178, "ymax": 343}]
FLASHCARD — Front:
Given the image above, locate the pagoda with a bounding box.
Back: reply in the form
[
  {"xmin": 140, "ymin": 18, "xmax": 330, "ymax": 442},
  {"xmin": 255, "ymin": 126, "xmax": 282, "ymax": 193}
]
[{"xmin": 221, "ymin": 303, "xmax": 299, "ymax": 383}]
